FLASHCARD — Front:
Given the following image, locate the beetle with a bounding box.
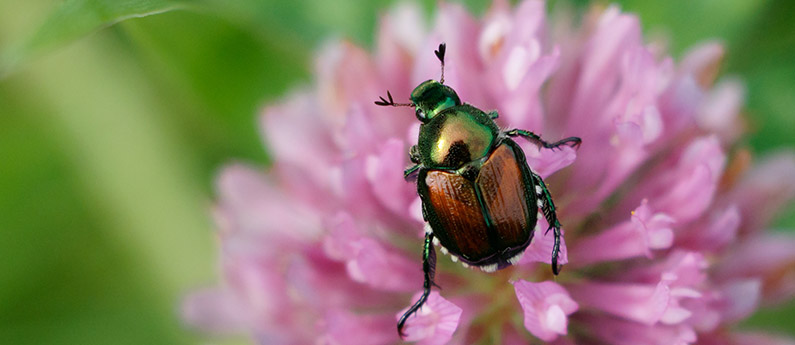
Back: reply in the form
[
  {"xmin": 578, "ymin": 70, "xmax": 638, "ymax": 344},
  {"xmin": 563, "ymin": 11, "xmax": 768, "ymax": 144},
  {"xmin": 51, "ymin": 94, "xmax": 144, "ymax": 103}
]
[{"xmin": 375, "ymin": 43, "xmax": 581, "ymax": 337}]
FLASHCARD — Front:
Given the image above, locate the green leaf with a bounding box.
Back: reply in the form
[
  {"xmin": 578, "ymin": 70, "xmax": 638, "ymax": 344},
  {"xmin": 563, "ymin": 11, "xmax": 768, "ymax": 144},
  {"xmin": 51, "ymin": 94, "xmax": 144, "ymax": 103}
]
[{"xmin": 1, "ymin": 0, "xmax": 186, "ymax": 77}]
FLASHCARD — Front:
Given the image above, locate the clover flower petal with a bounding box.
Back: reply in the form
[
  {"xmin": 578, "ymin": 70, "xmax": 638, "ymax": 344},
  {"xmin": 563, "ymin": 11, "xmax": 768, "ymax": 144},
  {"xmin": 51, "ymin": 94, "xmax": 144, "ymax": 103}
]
[{"xmin": 185, "ymin": 1, "xmax": 795, "ymax": 343}]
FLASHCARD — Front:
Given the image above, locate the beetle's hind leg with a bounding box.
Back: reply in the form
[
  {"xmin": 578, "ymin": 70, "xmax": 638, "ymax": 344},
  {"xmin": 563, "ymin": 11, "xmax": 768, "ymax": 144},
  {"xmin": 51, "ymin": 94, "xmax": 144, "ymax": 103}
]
[
  {"xmin": 505, "ymin": 129, "xmax": 581, "ymax": 150},
  {"xmin": 397, "ymin": 232, "xmax": 437, "ymax": 337},
  {"xmin": 531, "ymin": 172, "xmax": 563, "ymax": 275}
]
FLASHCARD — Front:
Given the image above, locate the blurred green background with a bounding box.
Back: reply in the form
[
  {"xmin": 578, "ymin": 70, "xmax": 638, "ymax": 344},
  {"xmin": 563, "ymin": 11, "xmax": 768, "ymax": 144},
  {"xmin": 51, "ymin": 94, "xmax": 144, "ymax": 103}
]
[{"xmin": 0, "ymin": 0, "xmax": 792, "ymax": 344}]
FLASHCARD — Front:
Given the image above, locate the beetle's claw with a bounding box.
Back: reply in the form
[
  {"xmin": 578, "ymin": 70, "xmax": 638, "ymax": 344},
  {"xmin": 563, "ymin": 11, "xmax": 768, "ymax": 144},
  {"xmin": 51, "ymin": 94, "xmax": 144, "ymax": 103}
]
[
  {"xmin": 544, "ymin": 137, "xmax": 582, "ymax": 151},
  {"xmin": 564, "ymin": 137, "xmax": 582, "ymax": 149}
]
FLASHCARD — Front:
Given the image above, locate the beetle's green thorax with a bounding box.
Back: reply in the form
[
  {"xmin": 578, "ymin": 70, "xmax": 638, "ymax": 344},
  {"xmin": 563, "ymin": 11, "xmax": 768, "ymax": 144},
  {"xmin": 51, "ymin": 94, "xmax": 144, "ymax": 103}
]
[
  {"xmin": 410, "ymin": 80, "xmax": 461, "ymax": 121},
  {"xmin": 417, "ymin": 104, "xmax": 499, "ymax": 169}
]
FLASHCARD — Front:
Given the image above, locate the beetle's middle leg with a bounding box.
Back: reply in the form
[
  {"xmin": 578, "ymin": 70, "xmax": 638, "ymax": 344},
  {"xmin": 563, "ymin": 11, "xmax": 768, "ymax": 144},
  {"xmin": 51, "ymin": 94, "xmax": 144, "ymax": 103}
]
[
  {"xmin": 531, "ymin": 172, "xmax": 563, "ymax": 275},
  {"xmin": 397, "ymin": 232, "xmax": 437, "ymax": 337},
  {"xmin": 404, "ymin": 165, "xmax": 420, "ymax": 181},
  {"xmin": 505, "ymin": 129, "xmax": 581, "ymax": 150}
]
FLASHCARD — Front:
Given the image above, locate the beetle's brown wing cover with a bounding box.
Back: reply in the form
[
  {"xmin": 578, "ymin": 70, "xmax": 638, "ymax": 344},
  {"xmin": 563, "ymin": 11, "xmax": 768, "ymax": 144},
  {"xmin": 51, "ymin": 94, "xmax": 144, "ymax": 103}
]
[
  {"xmin": 420, "ymin": 170, "xmax": 494, "ymax": 261},
  {"xmin": 476, "ymin": 142, "xmax": 534, "ymax": 249}
]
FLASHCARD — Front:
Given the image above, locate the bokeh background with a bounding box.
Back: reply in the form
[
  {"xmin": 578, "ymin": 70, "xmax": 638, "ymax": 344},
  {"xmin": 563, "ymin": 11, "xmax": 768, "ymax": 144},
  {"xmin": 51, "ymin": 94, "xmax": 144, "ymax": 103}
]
[{"xmin": 1, "ymin": 0, "xmax": 793, "ymax": 344}]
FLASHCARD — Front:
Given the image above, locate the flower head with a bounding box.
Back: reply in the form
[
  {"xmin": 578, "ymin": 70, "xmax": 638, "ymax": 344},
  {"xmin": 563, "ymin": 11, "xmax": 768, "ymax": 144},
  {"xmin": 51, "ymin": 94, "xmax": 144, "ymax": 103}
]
[{"xmin": 184, "ymin": 1, "xmax": 795, "ymax": 344}]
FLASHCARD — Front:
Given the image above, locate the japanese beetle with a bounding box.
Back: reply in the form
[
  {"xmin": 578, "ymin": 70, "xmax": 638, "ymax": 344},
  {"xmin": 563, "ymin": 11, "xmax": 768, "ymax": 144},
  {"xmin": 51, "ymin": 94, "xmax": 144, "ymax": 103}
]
[{"xmin": 375, "ymin": 43, "xmax": 581, "ymax": 337}]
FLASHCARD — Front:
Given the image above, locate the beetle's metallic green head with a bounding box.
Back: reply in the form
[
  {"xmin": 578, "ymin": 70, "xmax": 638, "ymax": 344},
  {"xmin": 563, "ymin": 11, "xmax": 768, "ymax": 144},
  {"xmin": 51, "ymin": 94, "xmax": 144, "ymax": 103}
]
[{"xmin": 410, "ymin": 79, "xmax": 461, "ymax": 122}]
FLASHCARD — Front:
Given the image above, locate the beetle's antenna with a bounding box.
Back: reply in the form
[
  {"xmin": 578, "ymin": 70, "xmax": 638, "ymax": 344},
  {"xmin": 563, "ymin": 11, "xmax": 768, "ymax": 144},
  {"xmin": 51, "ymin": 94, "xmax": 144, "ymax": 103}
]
[
  {"xmin": 434, "ymin": 43, "xmax": 446, "ymax": 84},
  {"xmin": 374, "ymin": 90, "xmax": 413, "ymax": 107}
]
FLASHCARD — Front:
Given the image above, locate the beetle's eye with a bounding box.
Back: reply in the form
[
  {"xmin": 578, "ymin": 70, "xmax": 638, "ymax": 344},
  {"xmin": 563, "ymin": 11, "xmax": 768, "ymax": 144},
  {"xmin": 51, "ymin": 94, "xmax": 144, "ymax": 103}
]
[{"xmin": 416, "ymin": 108, "xmax": 425, "ymax": 119}]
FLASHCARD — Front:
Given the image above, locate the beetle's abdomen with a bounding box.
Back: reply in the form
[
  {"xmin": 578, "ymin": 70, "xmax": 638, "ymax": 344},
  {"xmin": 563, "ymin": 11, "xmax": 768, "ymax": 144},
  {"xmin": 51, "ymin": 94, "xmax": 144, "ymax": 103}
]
[
  {"xmin": 476, "ymin": 143, "xmax": 534, "ymax": 248},
  {"xmin": 420, "ymin": 140, "xmax": 537, "ymax": 267},
  {"xmin": 424, "ymin": 171, "xmax": 493, "ymax": 261}
]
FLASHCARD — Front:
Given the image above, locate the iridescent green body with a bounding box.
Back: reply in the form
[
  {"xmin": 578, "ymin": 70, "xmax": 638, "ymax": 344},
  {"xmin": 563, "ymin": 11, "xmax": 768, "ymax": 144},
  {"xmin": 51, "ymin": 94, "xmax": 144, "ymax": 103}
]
[
  {"xmin": 410, "ymin": 79, "xmax": 461, "ymax": 120},
  {"xmin": 410, "ymin": 80, "xmax": 498, "ymax": 170},
  {"xmin": 417, "ymin": 105, "xmax": 497, "ymax": 169}
]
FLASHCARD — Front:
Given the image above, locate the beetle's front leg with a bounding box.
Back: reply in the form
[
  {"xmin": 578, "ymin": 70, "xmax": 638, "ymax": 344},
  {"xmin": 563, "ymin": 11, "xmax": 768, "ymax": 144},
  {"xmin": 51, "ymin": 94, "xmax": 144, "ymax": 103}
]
[
  {"xmin": 404, "ymin": 145, "xmax": 423, "ymax": 181},
  {"xmin": 531, "ymin": 172, "xmax": 563, "ymax": 275},
  {"xmin": 397, "ymin": 232, "xmax": 437, "ymax": 337},
  {"xmin": 505, "ymin": 129, "xmax": 581, "ymax": 150},
  {"xmin": 409, "ymin": 145, "xmax": 421, "ymax": 163}
]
